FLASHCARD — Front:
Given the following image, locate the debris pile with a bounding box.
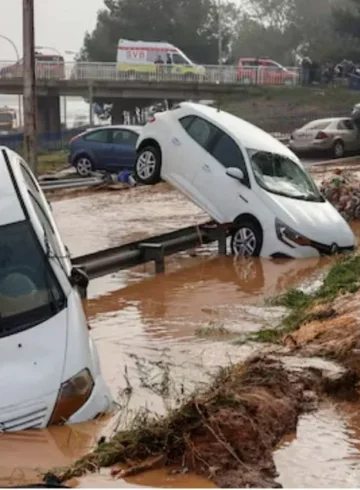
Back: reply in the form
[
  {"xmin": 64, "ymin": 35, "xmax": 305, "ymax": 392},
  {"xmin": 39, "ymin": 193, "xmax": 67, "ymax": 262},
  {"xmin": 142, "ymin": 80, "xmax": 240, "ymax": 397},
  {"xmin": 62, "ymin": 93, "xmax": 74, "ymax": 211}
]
[{"xmin": 320, "ymin": 169, "xmax": 360, "ymax": 221}]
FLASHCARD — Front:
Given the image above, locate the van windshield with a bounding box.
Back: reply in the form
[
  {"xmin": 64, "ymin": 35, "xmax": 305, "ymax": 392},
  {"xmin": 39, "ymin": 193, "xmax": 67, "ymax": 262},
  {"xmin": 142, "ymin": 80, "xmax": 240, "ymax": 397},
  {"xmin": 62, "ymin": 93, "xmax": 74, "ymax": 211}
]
[
  {"xmin": 247, "ymin": 149, "xmax": 324, "ymax": 202},
  {"xmin": 0, "ymin": 220, "xmax": 66, "ymax": 338}
]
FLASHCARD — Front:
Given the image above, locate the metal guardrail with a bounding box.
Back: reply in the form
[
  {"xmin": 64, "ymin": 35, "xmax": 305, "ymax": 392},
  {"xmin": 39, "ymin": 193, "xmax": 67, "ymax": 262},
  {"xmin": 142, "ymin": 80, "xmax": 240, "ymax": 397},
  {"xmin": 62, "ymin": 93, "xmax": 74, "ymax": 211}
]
[
  {"xmin": 72, "ymin": 221, "xmax": 228, "ymax": 280},
  {"xmin": 0, "ymin": 60, "xmax": 301, "ymax": 85},
  {"xmin": 40, "ymin": 176, "xmax": 103, "ymax": 191}
]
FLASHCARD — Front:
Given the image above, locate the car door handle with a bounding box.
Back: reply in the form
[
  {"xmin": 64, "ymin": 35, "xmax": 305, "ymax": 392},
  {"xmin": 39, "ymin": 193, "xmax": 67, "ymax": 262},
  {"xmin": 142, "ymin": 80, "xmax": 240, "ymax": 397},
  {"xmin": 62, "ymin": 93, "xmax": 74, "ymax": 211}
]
[
  {"xmin": 202, "ymin": 163, "xmax": 211, "ymax": 172},
  {"xmin": 172, "ymin": 137, "xmax": 181, "ymax": 146}
]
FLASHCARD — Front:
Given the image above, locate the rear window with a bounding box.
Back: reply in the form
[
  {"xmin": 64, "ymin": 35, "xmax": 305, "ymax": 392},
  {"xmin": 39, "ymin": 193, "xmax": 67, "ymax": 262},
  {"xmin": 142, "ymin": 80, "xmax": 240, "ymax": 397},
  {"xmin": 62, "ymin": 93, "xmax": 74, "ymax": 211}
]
[
  {"xmin": 302, "ymin": 120, "xmax": 332, "ymax": 130},
  {"xmin": 338, "ymin": 119, "xmax": 355, "ymax": 130}
]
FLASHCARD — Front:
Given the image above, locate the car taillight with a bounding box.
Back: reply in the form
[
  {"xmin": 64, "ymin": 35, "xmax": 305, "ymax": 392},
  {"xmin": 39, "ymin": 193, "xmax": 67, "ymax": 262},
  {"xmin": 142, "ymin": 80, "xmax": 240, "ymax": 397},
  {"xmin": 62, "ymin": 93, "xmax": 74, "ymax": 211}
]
[
  {"xmin": 148, "ymin": 116, "xmax": 156, "ymax": 123},
  {"xmin": 315, "ymin": 131, "xmax": 328, "ymax": 140}
]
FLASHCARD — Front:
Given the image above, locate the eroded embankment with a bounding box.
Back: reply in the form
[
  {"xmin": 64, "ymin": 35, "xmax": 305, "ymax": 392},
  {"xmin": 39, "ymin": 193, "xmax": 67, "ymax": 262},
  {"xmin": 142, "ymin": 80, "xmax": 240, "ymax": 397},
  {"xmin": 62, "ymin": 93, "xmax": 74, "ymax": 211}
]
[{"xmin": 49, "ymin": 255, "xmax": 360, "ymax": 488}]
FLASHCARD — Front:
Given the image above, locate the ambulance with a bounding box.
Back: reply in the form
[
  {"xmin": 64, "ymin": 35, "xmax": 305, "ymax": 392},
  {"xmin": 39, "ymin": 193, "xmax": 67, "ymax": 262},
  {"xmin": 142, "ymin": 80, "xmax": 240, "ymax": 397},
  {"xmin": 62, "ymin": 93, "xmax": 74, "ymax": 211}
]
[{"xmin": 117, "ymin": 39, "xmax": 206, "ymax": 79}]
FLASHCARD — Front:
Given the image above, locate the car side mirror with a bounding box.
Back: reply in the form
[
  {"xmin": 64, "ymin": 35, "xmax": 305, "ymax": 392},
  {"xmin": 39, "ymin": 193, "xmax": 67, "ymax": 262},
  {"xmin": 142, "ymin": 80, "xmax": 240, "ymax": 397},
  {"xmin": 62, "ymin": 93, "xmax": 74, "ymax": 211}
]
[
  {"xmin": 226, "ymin": 167, "xmax": 244, "ymax": 182},
  {"xmin": 70, "ymin": 267, "xmax": 89, "ymax": 290}
]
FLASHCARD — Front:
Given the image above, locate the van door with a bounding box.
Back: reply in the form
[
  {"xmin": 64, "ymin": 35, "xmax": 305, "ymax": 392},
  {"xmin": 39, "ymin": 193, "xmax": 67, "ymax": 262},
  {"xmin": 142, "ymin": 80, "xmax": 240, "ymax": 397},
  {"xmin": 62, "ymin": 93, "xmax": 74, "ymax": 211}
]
[{"xmin": 192, "ymin": 127, "xmax": 253, "ymax": 223}]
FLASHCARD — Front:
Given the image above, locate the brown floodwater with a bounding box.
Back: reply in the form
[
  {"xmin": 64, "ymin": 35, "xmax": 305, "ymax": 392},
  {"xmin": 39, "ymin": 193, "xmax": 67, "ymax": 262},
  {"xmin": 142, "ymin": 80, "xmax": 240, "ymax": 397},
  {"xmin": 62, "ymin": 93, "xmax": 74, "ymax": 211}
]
[{"xmin": 2, "ymin": 188, "xmax": 360, "ymax": 487}]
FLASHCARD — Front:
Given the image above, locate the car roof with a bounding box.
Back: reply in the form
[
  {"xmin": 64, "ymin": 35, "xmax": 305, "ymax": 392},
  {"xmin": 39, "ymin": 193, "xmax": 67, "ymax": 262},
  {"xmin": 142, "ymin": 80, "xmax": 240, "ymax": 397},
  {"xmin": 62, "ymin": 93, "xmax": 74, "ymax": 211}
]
[
  {"xmin": 179, "ymin": 102, "xmax": 295, "ymax": 157},
  {"xmin": 86, "ymin": 125, "xmax": 142, "ymax": 133},
  {"xmin": 302, "ymin": 118, "xmax": 350, "ymax": 128}
]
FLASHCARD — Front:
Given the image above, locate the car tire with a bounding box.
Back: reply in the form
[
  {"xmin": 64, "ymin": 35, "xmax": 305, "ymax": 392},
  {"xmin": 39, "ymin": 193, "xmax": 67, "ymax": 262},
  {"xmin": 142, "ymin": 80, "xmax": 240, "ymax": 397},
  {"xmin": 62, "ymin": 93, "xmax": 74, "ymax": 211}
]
[
  {"xmin": 333, "ymin": 140, "xmax": 345, "ymax": 159},
  {"xmin": 230, "ymin": 221, "xmax": 263, "ymax": 257},
  {"xmin": 75, "ymin": 156, "xmax": 93, "ymax": 177},
  {"xmin": 135, "ymin": 146, "xmax": 162, "ymax": 185}
]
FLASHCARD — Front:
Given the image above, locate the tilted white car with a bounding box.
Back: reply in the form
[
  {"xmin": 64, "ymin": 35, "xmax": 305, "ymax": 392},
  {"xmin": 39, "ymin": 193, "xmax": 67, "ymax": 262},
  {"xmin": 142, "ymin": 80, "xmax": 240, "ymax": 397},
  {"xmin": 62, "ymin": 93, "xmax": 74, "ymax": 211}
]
[
  {"xmin": 0, "ymin": 147, "xmax": 113, "ymax": 431},
  {"xmin": 135, "ymin": 102, "xmax": 355, "ymax": 258}
]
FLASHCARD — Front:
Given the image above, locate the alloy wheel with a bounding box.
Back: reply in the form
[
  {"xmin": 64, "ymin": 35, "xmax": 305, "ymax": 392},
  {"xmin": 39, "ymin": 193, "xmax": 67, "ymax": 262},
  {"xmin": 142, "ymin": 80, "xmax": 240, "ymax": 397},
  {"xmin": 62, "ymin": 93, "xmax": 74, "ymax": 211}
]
[
  {"xmin": 232, "ymin": 227, "xmax": 257, "ymax": 256},
  {"xmin": 136, "ymin": 151, "xmax": 156, "ymax": 179}
]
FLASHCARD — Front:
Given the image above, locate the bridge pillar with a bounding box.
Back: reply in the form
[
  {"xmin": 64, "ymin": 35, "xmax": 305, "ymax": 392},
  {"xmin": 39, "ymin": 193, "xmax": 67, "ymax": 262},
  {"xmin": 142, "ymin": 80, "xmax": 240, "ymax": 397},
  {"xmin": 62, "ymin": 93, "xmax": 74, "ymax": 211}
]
[{"xmin": 37, "ymin": 95, "xmax": 61, "ymax": 135}]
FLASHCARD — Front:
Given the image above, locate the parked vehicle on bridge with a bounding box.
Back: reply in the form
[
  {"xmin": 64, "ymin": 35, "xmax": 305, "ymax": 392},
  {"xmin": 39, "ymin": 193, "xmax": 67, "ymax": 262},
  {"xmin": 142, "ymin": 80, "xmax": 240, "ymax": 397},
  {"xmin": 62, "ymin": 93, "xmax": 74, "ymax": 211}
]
[
  {"xmin": 134, "ymin": 102, "xmax": 355, "ymax": 258},
  {"xmin": 117, "ymin": 39, "xmax": 205, "ymax": 80},
  {"xmin": 0, "ymin": 107, "xmax": 17, "ymax": 131},
  {"xmin": 0, "ymin": 147, "xmax": 113, "ymax": 430},
  {"xmin": 0, "ymin": 53, "xmax": 65, "ymax": 79},
  {"xmin": 236, "ymin": 57, "xmax": 298, "ymax": 85},
  {"xmin": 289, "ymin": 117, "xmax": 360, "ymax": 158},
  {"xmin": 68, "ymin": 125, "xmax": 142, "ymax": 177}
]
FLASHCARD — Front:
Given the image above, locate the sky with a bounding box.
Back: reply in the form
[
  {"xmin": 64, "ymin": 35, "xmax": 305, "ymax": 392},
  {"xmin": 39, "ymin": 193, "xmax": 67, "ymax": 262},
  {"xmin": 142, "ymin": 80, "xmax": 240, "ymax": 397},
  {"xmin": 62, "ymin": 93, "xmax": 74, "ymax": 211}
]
[{"xmin": 0, "ymin": 0, "xmax": 105, "ymax": 60}]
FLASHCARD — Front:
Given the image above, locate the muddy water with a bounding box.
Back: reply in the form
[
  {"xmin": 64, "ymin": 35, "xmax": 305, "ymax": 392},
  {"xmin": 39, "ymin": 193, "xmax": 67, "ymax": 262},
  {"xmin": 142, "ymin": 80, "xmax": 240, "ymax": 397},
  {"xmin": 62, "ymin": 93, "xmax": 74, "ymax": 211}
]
[
  {"xmin": 52, "ymin": 183, "xmax": 206, "ymax": 256},
  {"xmin": 274, "ymin": 402, "xmax": 360, "ymax": 487}
]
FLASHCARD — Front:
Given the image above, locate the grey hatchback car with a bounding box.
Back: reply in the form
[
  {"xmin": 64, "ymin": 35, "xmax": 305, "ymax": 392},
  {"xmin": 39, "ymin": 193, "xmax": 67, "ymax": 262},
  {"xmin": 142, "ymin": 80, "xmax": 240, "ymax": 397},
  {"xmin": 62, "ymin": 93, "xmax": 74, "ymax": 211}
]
[{"xmin": 289, "ymin": 118, "xmax": 360, "ymax": 158}]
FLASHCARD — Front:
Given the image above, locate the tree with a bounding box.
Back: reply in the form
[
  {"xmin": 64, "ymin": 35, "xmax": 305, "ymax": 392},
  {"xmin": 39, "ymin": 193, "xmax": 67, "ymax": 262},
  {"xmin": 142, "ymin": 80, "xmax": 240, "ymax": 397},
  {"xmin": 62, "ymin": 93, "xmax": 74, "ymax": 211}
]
[
  {"xmin": 333, "ymin": 0, "xmax": 360, "ymax": 59},
  {"xmin": 80, "ymin": 0, "xmax": 240, "ymax": 65}
]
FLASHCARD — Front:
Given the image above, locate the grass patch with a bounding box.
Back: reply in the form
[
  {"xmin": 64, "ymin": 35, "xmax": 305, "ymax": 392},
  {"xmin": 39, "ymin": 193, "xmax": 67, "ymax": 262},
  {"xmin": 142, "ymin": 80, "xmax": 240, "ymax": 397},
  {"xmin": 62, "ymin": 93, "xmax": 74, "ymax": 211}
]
[
  {"xmin": 251, "ymin": 255, "xmax": 360, "ymax": 344},
  {"xmin": 37, "ymin": 152, "xmax": 68, "ymax": 175}
]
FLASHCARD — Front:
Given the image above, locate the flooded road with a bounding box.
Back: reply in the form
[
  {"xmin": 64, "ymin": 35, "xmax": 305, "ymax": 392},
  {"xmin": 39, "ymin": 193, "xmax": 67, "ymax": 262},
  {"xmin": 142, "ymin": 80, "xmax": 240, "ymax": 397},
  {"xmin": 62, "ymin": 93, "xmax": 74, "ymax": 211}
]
[{"xmin": 2, "ymin": 184, "xmax": 360, "ymax": 487}]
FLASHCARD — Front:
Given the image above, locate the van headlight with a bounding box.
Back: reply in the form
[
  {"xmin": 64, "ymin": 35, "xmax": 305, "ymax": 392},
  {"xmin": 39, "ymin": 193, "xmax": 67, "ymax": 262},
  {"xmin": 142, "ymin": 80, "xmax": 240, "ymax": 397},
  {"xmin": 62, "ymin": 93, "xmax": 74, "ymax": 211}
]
[
  {"xmin": 49, "ymin": 369, "xmax": 94, "ymax": 425},
  {"xmin": 275, "ymin": 219, "xmax": 311, "ymax": 247}
]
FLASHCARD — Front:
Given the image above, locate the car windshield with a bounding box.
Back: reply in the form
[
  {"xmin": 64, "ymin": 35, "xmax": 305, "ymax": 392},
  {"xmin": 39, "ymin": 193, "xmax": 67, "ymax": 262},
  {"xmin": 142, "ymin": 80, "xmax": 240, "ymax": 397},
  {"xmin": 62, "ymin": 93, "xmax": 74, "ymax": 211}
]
[
  {"xmin": 0, "ymin": 220, "xmax": 66, "ymax": 338},
  {"xmin": 247, "ymin": 149, "xmax": 324, "ymax": 202}
]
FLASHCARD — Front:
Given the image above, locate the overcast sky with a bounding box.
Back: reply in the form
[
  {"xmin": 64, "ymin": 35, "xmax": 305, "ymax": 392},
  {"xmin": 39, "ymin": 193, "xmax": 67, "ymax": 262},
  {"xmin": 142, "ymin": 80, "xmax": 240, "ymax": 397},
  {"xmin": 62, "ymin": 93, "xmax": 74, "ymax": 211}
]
[{"xmin": 0, "ymin": 0, "xmax": 105, "ymax": 60}]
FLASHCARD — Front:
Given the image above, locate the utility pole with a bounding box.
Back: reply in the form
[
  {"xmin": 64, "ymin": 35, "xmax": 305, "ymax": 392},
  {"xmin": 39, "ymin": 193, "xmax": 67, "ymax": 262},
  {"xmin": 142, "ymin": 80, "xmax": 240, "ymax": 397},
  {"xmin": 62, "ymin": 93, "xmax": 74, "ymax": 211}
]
[
  {"xmin": 23, "ymin": 0, "xmax": 37, "ymax": 175},
  {"xmin": 218, "ymin": 0, "xmax": 223, "ymax": 67}
]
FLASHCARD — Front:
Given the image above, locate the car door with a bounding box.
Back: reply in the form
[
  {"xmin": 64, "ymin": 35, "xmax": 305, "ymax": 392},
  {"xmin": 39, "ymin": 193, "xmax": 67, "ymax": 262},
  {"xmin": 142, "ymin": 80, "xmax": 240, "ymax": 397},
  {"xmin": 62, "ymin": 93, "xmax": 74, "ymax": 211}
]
[
  {"xmin": 82, "ymin": 129, "xmax": 113, "ymax": 170},
  {"xmin": 109, "ymin": 129, "xmax": 139, "ymax": 170},
  {"xmin": 165, "ymin": 115, "xmax": 217, "ymax": 202},
  {"xmin": 192, "ymin": 127, "xmax": 253, "ymax": 223},
  {"xmin": 337, "ymin": 119, "xmax": 359, "ymax": 151}
]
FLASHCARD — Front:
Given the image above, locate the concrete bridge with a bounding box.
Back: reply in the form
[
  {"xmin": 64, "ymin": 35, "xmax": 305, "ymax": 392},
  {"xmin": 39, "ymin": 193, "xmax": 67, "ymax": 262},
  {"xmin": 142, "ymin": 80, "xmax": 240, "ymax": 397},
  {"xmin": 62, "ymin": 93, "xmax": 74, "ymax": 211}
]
[{"xmin": 0, "ymin": 61, "xmax": 299, "ymax": 133}]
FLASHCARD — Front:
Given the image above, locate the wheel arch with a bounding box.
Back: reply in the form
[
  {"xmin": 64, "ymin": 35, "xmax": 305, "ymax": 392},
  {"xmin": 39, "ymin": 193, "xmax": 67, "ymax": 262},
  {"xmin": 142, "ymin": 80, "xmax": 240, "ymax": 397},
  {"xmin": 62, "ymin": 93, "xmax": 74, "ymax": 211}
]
[
  {"xmin": 233, "ymin": 213, "xmax": 263, "ymax": 232},
  {"xmin": 137, "ymin": 138, "xmax": 162, "ymax": 156}
]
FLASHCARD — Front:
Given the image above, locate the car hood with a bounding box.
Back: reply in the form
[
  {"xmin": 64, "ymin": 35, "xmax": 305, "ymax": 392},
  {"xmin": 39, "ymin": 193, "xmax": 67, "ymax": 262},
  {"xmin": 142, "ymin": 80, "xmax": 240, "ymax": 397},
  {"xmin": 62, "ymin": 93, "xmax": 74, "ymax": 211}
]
[
  {"xmin": 261, "ymin": 191, "xmax": 355, "ymax": 247},
  {"xmin": 0, "ymin": 308, "xmax": 67, "ymax": 408}
]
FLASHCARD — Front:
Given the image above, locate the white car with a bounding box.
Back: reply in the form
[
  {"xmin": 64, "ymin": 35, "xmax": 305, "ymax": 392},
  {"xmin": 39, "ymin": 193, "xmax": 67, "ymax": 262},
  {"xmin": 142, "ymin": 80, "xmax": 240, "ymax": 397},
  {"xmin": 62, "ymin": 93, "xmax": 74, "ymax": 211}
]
[
  {"xmin": 135, "ymin": 102, "xmax": 355, "ymax": 258},
  {"xmin": 0, "ymin": 147, "xmax": 113, "ymax": 431}
]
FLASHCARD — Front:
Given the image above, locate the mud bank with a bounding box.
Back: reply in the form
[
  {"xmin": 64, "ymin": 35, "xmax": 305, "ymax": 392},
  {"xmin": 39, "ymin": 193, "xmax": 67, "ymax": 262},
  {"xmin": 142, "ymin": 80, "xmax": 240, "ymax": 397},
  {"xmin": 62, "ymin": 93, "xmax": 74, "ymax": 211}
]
[{"xmin": 53, "ymin": 355, "xmax": 355, "ymax": 488}]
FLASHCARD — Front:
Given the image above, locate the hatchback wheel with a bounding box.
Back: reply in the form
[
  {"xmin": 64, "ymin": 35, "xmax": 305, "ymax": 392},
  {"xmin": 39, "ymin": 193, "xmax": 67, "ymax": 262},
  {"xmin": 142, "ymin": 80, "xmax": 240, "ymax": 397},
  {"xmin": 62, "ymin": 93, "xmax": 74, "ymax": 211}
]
[
  {"xmin": 75, "ymin": 156, "xmax": 93, "ymax": 177},
  {"xmin": 135, "ymin": 146, "xmax": 161, "ymax": 185},
  {"xmin": 333, "ymin": 140, "xmax": 345, "ymax": 159},
  {"xmin": 231, "ymin": 221, "xmax": 263, "ymax": 257}
]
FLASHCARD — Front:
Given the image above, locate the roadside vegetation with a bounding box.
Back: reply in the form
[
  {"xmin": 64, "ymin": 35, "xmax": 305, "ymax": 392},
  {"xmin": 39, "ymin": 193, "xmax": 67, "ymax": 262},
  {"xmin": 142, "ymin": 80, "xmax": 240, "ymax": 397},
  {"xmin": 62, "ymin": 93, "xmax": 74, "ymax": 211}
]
[
  {"xmin": 37, "ymin": 151, "xmax": 68, "ymax": 175},
  {"xmin": 252, "ymin": 254, "xmax": 360, "ymax": 343}
]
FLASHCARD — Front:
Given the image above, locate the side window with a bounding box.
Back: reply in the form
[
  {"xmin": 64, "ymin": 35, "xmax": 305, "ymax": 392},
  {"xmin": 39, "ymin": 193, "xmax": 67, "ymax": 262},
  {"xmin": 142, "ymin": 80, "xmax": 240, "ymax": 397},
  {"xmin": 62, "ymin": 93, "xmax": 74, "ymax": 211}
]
[
  {"xmin": 210, "ymin": 132, "xmax": 249, "ymax": 186},
  {"xmin": 84, "ymin": 130, "xmax": 110, "ymax": 143},
  {"xmin": 242, "ymin": 60, "xmax": 260, "ymax": 67},
  {"xmin": 183, "ymin": 116, "xmax": 217, "ymax": 149},
  {"xmin": 340, "ymin": 119, "xmax": 355, "ymax": 130},
  {"xmin": 28, "ymin": 193, "xmax": 66, "ymax": 269},
  {"xmin": 179, "ymin": 116, "xmax": 195, "ymax": 130},
  {"xmin": 112, "ymin": 130, "xmax": 138, "ymax": 146},
  {"xmin": 173, "ymin": 53, "xmax": 189, "ymax": 65}
]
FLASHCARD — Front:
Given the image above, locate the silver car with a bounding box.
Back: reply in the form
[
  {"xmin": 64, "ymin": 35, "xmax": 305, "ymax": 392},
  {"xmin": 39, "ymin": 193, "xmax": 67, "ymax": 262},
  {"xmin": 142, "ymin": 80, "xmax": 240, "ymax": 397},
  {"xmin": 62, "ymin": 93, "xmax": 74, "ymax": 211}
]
[{"xmin": 289, "ymin": 117, "xmax": 360, "ymax": 158}]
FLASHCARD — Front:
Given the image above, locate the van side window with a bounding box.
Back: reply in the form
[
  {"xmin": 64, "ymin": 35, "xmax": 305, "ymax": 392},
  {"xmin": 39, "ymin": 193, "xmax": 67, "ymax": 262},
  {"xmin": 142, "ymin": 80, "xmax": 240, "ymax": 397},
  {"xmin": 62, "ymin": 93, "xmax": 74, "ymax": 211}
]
[
  {"xmin": 28, "ymin": 192, "xmax": 66, "ymax": 270},
  {"xmin": 210, "ymin": 132, "xmax": 250, "ymax": 187},
  {"xmin": 181, "ymin": 116, "xmax": 217, "ymax": 150}
]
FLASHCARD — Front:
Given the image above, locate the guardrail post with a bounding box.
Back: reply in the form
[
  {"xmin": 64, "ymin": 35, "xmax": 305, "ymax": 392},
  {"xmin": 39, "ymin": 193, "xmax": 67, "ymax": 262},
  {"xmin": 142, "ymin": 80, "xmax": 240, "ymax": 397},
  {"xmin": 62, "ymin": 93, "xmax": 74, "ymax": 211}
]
[
  {"xmin": 202, "ymin": 225, "xmax": 227, "ymax": 255},
  {"xmin": 139, "ymin": 242, "xmax": 165, "ymax": 273}
]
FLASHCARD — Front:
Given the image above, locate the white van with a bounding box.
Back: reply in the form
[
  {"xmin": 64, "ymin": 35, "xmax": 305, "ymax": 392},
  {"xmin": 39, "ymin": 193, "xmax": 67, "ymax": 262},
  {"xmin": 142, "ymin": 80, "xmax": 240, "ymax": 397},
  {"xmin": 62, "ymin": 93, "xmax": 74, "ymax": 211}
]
[
  {"xmin": 117, "ymin": 39, "xmax": 205, "ymax": 79},
  {"xmin": 0, "ymin": 147, "xmax": 112, "ymax": 431},
  {"xmin": 134, "ymin": 102, "xmax": 356, "ymax": 258}
]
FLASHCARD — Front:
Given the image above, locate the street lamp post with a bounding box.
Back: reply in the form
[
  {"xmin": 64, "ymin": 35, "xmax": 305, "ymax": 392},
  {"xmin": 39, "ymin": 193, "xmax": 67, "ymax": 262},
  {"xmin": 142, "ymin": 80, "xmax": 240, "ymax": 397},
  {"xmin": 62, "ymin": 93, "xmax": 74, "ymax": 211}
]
[
  {"xmin": 36, "ymin": 45, "xmax": 68, "ymax": 128},
  {"xmin": 0, "ymin": 35, "xmax": 22, "ymax": 127}
]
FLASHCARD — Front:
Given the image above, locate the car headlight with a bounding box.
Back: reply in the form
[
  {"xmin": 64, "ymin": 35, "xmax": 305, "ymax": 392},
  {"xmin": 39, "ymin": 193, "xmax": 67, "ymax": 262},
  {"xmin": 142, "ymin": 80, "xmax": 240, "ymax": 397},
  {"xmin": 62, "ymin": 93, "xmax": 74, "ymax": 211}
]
[
  {"xmin": 275, "ymin": 218, "xmax": 311, "ymax": 247},
  {"xmin": 49, "ymin": 369, "xmax": 94, "ymax": 425}
]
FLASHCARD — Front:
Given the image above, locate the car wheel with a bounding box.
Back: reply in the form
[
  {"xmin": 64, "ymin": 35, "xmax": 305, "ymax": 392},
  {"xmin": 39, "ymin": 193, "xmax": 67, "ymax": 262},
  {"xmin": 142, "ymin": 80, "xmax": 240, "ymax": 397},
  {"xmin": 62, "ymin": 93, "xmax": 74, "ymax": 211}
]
[
  {"xmin": 231, "ymin": 221, "xmax": 263, "ymax": 257},
  {"xmin": 75, "ymin": 156, "xmax": 93, "ymax": 177},
  {"xmin": 135, "ymin": 146, "xmax": 161, "ymax": 185},
  {"xmin": 333, "ymin": 140, "xmax": 345, "ymax": 159}
]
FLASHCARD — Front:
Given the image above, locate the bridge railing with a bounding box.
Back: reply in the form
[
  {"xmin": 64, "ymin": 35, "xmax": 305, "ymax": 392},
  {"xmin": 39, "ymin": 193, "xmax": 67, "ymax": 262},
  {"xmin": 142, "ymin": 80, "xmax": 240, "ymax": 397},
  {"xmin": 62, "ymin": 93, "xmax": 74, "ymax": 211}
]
[{"xmin": 0, "ymin": 60, "xmax": 301, "ymax": 85}]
